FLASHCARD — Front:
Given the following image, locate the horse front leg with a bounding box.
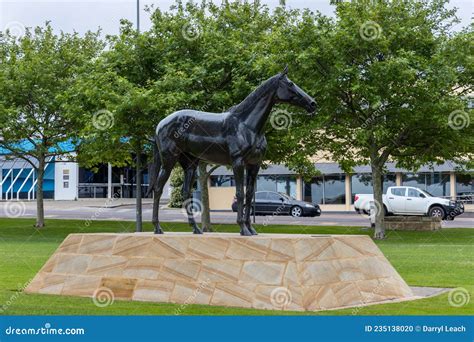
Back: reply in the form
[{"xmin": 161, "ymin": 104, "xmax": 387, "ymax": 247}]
[
  {"xmin": 182, "ymin": 163, "xmax": 202, "ymax": 234},
  {"xmin": 152, "ymin": 164, "xmax": 174, "ymax": 234},
  {"xmin": 152, "ymin": 190, "xmax": 162, "ymax": 234},
  {"xmin": 233, "ymin": 161, "xmax": 252, "ymax": 236},
  {"xmin": 244, "ymin": 164, "xmax": 260, "ymax": 235}
]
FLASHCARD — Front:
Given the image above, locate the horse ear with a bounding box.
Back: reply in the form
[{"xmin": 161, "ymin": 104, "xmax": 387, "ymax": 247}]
[{"xmin": 282, "ymin": 65, "xmax": 289, "ymax": 75}]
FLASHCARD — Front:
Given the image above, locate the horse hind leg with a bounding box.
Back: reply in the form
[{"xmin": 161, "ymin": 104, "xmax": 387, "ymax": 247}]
[
  {"xmin": 233, "ymin": 160, "xmax": 252, "ymax": 236},
  {"xmin": 152, "ymin": 157, "xmax": 176, "ymax": 234},
  {"xmin": 244, "ymin": 164, "xmax": 260, "ymax": 235},
  {"xmin": 179, "ymin": 155, "xmax": 202, "ymax": 234}
]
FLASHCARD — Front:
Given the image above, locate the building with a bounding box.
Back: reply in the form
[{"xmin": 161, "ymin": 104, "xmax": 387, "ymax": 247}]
[
  {"xmin": 0, "ymin": 154, "xmax": 171, "ymax": 202},
  {"xmin": 1, "ymin": 152, "xmax": 472, "ymax": 212},
  {"xmin": 208, "ymin": 162, "xmax": 473, "ymax": 212}
]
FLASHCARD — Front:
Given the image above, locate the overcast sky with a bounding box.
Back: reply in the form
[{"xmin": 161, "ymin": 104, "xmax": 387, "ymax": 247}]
[{"xmin": 1, "ymin": 0, "xmax": 472, "ymax": 37}]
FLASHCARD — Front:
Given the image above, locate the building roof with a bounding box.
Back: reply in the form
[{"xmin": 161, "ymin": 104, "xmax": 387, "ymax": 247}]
[
  {"xmin": 0, "ymin": 140, "xmax": 76, "ymax": 156},
  {"xmin": 211, "ymin": 162, "xmax": 471, "ymax": 176}
]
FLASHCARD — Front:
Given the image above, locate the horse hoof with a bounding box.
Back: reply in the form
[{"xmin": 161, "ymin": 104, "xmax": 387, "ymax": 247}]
[
  {"xmin": 249, "ymin": 226, "xmax": 258, "ymax": 235},
  {"xmin": 154, "ymin": 229, "xmax": 164, "ymax": 234},
  {"xmin": 193, "ymin": 227, "xmax": 203, "ymax": 234},
  {"xmin": 240, "ymin": 229, "xmax": 253, "ymax": 236}
]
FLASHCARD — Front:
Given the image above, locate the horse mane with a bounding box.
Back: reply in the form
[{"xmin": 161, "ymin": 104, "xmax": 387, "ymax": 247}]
[{"xmin": 228, "ymin": 74, "xmax": 280, "ymax": 115}]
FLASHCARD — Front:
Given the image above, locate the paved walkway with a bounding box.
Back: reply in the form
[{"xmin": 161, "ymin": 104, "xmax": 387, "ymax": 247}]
[{"xmin": 0, "ymin": 199, "xmax": 472, "ymax": 228}]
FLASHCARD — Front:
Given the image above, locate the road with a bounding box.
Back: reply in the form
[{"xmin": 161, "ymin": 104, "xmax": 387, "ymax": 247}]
[{"xmin": 0, "ymin": 199, "xmax": 472, "ymax": 228}]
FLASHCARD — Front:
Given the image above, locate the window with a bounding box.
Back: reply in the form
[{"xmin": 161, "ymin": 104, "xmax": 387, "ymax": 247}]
[
  {"xmin": 63, "ymin": 169, "xmax": 70, "ymax": 181},
  {"xmin": 257, "ymin": 175, "xmax": 278, "ymax": 192},
  {"xmin": 402, "ymin": 173, "xmax": 425, "ymax": 189},
  {"xmin": 304, "ymin": 176, "xmax": 324, "ymax": 204},
  {"xmin": 267, "ymin": 192, "xmax": 282, "ymax": 201},
  {"xmin": 324, "ymin": 174, "xmax": 346, "ymax": 204},
  {"xmin": 210, "ymin": 174, "xmax": 296, "ymax": 197},
  {"xmin": 255, "ymin": 192, "xmax": 268, "ymax": 200},
  {"xmin": 426, "ymin": 172, "xmax": 450, "ymax": 197},
  {"xmin": 210, "ymin": 176, "xmax": 235, "ymax": 187},
  {"xmin": 79, "ymin": 165, "xmax": 108, "ymax": 183},
  {"xmin": 256, "ymin": 175, "xmax": 296, "ymax": 198},
  {"xmin": 351, "ymin": 173, "xmax": 396, "ymax": 203},
  {"xmin": 304, "ymin": 174, "xmax": 345, "ymax": 205},
  {"xmin": 276, "ymin": 176, "xmax": 297, "ymax": 198},
  {"xmin": 403, "ymin": 172, "xmax": 450, "ymax": 197},
  {"xmin": 456, "ymin": 173, "xmax": 473, "ymax": 203},
  {"xmin": 407, "ymin": 188, "xmax": 422, "ymax": 197},
  {"xmin": 391, "ymin": 188, "xmax": 406, "ymax": 196}
]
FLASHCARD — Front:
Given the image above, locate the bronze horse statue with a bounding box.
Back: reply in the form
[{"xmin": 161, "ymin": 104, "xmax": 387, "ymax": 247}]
[{"xmin": 148, "ymin": 67, "xmax": 316, "ymax": 236}]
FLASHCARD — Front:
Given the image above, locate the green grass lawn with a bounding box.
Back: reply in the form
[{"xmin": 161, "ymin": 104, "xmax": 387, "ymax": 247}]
[{"xmin": 0, "ymin": 218, "xmax": 472, "ymax": 315}]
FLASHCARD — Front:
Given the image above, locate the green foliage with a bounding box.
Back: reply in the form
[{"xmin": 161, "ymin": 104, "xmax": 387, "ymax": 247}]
[
  {"xmin": 0, "ymin": 23, "xmax": 103, "ymax": 164},
  {"xmin": 64, "ymin": 20, "xmax": 165, "ymax": 169},
  {"xmin": 168, "ymin": 166, "xmax": 184, "ymax": 208},
  {"xmin": 264, "ymin": 0, "xmax": 473, "ymax": 237},
  {"xmin": 0, "ymin": 23, "xmax": 103, "ymax": 226},
  {"xmin": 72, "ymin": 1, "xmax": 322, "ymax": 177},
  {"xmin": 282, "ymin": 0, "xmax": 473, "ymax": 171}
]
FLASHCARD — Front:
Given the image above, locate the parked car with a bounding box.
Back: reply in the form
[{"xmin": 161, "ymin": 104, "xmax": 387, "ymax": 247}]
[
  {"xmin": 354, "ymin": 186, "xmax": 464, "ymax": 220},
  {"xmin": 231, "ymin": 191, "xmax": 321, "ymax": 217}
]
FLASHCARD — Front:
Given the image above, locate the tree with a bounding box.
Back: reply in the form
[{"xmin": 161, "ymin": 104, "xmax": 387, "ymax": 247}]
[
  {"xmin": 0, "ymin": 24, "xmax": 103, "ymax": 227},
  {"xmin": 168, "ymin": 166, "xmax": 184, "ymax": 208},
  {"xmin": 143, "ymin": 1, "xmax": 323, "ymax": 231},
  {"xmin": 198, "ymin": 162, "xmax": 219, "ymax": 232},
  {"xmin": 66, "ymin": 20, "xmax": 167, "ymax": 232},
  {"xmin": 280, "ymin": 0, "xmax": 473, "ymax": 238}
]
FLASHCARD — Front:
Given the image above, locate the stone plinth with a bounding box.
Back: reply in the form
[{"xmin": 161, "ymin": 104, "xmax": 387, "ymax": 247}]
[
  {"xmin": 25, "ymin": 233, "xmax": 415, "ymax": 311},
  {"xmin": 385, "ymin": 216, "xmax": 442, "ymax": 231}
]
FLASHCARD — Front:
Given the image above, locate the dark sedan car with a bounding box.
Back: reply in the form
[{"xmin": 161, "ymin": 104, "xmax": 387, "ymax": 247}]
[{"xmin": 232, "ymin": 191, "xmax": 321, "ymax": 217}]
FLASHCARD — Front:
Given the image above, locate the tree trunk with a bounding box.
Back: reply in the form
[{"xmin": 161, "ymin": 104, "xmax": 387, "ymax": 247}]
[
  {"xmin": 35, "ymin": 157, "xmax": 45, "ymax": 228},
  {"xmin": 199, "ymin": 162, "xmax": 212, "ymax": 232},
  {"xmin": 371, "ymin": 162, "xmax": 385, "ymax": 240},
  {"xmin": 135, "ymin": 151, "xmax": 142, "ymax": 232}
]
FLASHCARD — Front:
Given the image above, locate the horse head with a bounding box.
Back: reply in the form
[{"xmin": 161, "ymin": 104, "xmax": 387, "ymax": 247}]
[{"xmin": 275, "ymin": 66, "xmax": 316, "ymax": 114}]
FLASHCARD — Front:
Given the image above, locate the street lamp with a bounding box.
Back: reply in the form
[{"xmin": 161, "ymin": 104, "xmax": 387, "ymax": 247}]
[{"xmin": 136, "ymin": 0, "xmax": 140, "ymax": 32}]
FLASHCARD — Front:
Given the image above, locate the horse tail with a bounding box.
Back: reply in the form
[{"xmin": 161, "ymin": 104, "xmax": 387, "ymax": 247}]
[{"xmin": 146, "ymin": 140, "xmax": 161, "ymax": 197}]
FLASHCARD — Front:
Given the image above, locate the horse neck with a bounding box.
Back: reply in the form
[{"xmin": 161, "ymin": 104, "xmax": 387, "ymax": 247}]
[{"xmin": 231, "ymin": 81, "xmax": 277, "ymax": 135}]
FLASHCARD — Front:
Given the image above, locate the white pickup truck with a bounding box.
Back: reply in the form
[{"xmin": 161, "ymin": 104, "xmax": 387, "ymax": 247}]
[{"xmin": 354, "ymin": 186, "xmax": 464, "ymax": 220}]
